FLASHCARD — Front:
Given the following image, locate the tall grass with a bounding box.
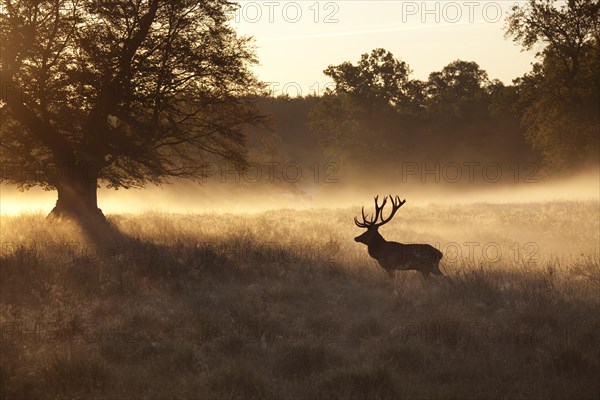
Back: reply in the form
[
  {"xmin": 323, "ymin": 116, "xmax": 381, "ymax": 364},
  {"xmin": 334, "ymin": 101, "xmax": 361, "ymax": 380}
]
[{"xmin": 1, "ymin": 201, "xmax": 598, "ymax": 399}]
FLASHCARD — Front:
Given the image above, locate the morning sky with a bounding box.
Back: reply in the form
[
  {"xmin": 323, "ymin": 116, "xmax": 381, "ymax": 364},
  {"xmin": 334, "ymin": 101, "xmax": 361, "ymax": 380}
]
[{"xmin": 231, "ymin": 1, "xmax": 538, "ymax": 97}]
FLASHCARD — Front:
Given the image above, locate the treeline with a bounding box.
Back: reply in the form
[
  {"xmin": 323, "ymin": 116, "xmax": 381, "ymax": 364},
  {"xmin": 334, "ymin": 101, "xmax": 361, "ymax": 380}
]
[
  {"xmin": 248, "ymin": 0, "xmax": 599, "ymax": 180},
  {"xmin": 252, "ymin": 59, "xmax": 537, "ymax": 174}
]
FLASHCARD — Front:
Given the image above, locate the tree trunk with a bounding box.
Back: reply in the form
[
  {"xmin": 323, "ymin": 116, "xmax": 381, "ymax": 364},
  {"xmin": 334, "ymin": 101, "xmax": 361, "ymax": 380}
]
[{"xmin": 47, "ymin": 162, "xmax": 106, "ymax": 224}]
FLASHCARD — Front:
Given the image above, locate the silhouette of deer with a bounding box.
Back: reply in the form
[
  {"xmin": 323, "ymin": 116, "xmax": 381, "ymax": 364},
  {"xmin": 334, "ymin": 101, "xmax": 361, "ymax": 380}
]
[{"xmin": 354, "ymin": 195, "xmax": 444, "ymax": 280}]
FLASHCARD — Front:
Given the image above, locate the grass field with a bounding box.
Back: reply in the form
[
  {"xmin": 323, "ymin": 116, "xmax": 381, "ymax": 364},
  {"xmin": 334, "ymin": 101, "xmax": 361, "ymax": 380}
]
[{"xmin": 1, "ymin": 201, "xmax": 599, "ymax": 399}]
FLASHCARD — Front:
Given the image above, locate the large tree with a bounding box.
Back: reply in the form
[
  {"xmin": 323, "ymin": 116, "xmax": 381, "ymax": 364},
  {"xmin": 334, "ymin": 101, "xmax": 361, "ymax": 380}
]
[
  {"xmin": 0, "ymin": 0, "xmax": 263, "ymax": 222},
  {"xmin": 506, "ymin": 0, "xmax": 600, "ymax": 171}
]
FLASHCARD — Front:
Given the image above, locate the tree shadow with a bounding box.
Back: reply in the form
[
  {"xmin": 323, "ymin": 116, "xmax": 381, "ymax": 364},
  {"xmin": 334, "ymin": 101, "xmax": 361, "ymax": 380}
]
[{"xmin": 1, "ymin": 212, "xmax": 353, "ymax": 303}]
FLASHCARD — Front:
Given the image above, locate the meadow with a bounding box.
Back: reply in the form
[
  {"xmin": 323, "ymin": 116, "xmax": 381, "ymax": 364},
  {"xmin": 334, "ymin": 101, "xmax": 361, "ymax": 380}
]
[{"xmin": 0, "ymin": 200, "xmax": 598, "ymax": 399}]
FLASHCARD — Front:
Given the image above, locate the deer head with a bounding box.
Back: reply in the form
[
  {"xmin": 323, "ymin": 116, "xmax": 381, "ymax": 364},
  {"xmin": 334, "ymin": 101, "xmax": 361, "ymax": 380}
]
[{"xmin": 354, "ymin": 195, "xmax": 406, "ymax": 245}]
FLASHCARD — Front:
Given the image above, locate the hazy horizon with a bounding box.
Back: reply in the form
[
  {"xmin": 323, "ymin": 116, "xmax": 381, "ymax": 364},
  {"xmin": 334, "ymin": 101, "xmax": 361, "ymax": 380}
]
[{"xmin": 2, "ymin": 167, "xmax": 598, "ymax": 215}]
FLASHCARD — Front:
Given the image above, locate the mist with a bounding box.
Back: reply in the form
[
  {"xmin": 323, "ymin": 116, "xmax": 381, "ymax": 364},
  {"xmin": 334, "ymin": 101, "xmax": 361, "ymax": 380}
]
[{"xmin": 1, "ymin": 167, "xmax": 597, "ymax": 215}]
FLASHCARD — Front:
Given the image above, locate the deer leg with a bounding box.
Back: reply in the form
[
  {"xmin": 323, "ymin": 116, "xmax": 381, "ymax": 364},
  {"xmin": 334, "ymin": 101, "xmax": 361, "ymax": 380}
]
[
  {"xmin": 432, "ymin": 265, "xmax": 453, "ymax": 285},
  {"xmin": 386, "ymin": 269, "xmax": 395, "ymax": 281},
  {"xmin": 419, "ymin": 270, "xmax": 431, "ymax": 288}
]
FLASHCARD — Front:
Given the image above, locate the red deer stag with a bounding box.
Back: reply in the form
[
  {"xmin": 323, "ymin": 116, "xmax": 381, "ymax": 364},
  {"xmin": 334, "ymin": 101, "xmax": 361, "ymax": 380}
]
[{"xmin": 354, "ymin": 195, "xmax": 444, "ymax": 280}]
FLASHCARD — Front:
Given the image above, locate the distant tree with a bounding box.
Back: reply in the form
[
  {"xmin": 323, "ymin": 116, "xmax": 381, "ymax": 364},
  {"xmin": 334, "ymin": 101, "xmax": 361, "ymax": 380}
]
[
  {"xmin": 311, "ymin": 49, "xmax": 422, "ymax": 167},
  {"xmin": 0, "ymin": 0, "xmax": 263, "ymax": 222},
  {"xmin": 426, "ymin": 60, "xmax": 490, "ymax": 116},
  {"xmin": 420, "ymin": 61, "xmax": 535, "ymax": 164},
  {"xmin": 506, "ymin": 0, "xmax": 600, "ymax": 171},
  {"xmin": 401, "ymin": 79, "xmax": 428, "ymax": 116},
  {"xmin": 323, "ymin": 48, "xmax": 412, "ymax": 107}
]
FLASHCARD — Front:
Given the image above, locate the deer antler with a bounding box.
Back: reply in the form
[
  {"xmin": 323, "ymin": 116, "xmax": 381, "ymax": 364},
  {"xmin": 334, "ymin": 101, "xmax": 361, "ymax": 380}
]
[{"xmin": 354, "ymin": 195, "xmax": 406, "ymax": 228}]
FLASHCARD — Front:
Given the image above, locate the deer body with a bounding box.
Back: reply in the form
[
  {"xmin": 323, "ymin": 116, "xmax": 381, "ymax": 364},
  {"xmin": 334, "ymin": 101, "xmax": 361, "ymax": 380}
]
[{"xmin": 354, "ymin": 196, "xmax": 444, "ymax": 280}]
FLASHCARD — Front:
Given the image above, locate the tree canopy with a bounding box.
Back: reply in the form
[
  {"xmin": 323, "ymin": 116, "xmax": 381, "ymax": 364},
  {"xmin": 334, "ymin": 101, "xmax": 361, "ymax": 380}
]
[
  {"xmin": 1, "ymin": 0, "xmax": 263, "ymax": 218},
  {"xmin": 506, "ymin": 0, "xmax": 600, "ymax": 170}
]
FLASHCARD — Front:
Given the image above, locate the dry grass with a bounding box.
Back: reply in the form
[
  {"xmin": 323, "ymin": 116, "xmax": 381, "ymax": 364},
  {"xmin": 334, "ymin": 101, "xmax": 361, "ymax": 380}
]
[{"xmin": 1, "ymin": 201, "xmax": 599, "ymax": 399}]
